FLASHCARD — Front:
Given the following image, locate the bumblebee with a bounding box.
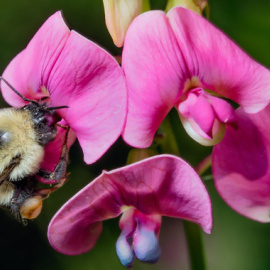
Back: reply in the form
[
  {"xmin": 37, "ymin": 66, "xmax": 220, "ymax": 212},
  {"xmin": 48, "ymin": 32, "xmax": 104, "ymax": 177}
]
[{"xmin": 0, "ymin": 77, "xmax": 69, "ymax": 224}]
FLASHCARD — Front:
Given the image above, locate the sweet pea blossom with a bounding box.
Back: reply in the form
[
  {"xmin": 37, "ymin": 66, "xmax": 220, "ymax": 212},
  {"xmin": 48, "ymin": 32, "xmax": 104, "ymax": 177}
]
[
  {"xmin": 212, "ymin": 105, "xmax": 270, "ymax": 222},
  {"xmin": 122, "ymin": 7, "xmax": 270, "ymax": 147},
  {"xmin": 1, "ymin": 11, "xmax": 127, "ymax": 167},
  {"xmin": 48, "ymin": 154, "xmax": 212, "ymax": 267}
]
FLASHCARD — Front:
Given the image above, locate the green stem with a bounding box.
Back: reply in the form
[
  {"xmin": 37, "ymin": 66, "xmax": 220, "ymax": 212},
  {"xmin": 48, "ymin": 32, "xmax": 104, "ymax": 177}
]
[
  {"xmin": 195, "ymin": 154, "xmax": 212, "ymax": 176},
  {"xmin": 142, "ymin": 0, "xmax": 151, "ymax": 12},
  {"xmin": 184, "ymin": 221, "xmax": 207, "ymax": 270},
  {"xmin": 165, "ymin": 112, "xmax": 208, "ymax": 270}
]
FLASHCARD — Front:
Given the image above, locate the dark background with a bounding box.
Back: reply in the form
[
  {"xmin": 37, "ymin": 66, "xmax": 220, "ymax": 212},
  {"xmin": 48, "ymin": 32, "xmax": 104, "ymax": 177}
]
[{"xmin": 0, "ymin": 0, "xmax": 269, "ymax": 269}]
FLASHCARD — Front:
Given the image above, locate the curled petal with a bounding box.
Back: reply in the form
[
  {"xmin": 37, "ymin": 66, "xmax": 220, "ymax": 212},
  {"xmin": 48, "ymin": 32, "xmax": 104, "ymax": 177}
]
[
  {"xmin": 48, "ymin": 155, "xmax": 212, "ymax": 255},
  {"xmin": 213, "ymin": 106, "xmax": 270, "ymax": 222},
  {"xmin": 47, "ymin": 31, "xmax": 127, "ymax": 164},
  {"xmin": 179, "ymin": 115, "xmax": 225, "ymax": 146},
  {"xmin": 168, "ymin": 7, "xmax": 270, "ymax": 113},
  {"xmin": 1, "ymin": 11, "xmax": 70, "ymax": 106}
]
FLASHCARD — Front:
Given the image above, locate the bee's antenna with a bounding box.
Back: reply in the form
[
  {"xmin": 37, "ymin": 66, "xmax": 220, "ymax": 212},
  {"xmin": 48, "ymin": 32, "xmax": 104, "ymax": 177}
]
[
  {"xmin": 48, "ymin": 105, "xmax": 69, "ymax": 110},
  {"xmin": 0, "ymin": 76, "xmax": 38, "ymax": 103}
]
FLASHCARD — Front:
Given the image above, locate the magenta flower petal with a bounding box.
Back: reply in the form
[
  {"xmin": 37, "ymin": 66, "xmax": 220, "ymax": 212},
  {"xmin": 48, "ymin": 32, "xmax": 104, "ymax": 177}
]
[
  {"xmin": 48, "ymin": 155, "xmax": 212, "ymax": 255},
  {"xmin": 122, "ymin": 11, "xmax": 185, "ymax": 147},
  {"xmin": 1, "ymin": 11, "xmax": 70, "ymax": 106},
  {"xmin": 47, "ymin": 31, "xmax": 127, "ymax": 164},
  {"xmin": 213, "ymin": 106, "xmax": 270, "ymax": 222},
  {"xmin": 167, "ymin": 7, "xmax": 270, "ymax": 113},
  {"xmin": 208, "ymin": 95, "xmax": 236, "ymax": 125}
]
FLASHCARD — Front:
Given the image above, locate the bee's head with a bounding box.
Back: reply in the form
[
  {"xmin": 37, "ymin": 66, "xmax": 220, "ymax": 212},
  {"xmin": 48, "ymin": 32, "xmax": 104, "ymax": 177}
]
[
  {"xmin": 23, "ymin": 102, "xmax": 62, "ymax": 127},
  {"xmin": 0, "ymin": 76, "xmax": 68, "ymax": 127}
]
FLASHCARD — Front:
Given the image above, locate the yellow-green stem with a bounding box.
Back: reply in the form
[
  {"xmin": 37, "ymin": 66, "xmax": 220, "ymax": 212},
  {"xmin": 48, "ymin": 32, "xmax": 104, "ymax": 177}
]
[
  {"xmin": 195, "ymin": 154, "xmax": 212, "ymax": 176},
  {"xmin": 166, "ymin": 112, "xmax": 208, "ymax": 270}
]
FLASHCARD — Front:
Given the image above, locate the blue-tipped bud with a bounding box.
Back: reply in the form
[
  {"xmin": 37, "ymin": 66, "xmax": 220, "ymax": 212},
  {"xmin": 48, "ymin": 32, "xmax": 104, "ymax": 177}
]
[
  {"xmin": 116, "ymin": 235, "xmax": 135, "ymax": 268},
  {"xmin": 133, "ymin": 228, "xmax": 161, "ymax": 263}
]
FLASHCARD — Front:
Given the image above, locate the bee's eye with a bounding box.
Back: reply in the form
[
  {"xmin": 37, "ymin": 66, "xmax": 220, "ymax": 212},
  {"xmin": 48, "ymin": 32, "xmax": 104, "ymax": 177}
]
[{"xmin": 0, "ymin": 131, "xmax": 10, "ymax": 145}]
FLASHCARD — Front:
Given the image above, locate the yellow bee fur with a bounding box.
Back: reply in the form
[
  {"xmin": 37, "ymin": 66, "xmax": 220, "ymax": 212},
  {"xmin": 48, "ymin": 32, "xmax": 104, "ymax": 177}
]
[{"xmin": 0, "ymin": 108, "xmax": 44, "ymax": 181}]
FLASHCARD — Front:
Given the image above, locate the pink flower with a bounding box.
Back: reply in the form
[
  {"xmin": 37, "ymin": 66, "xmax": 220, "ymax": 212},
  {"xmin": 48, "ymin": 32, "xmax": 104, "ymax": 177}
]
[
  {"xmin": 122, "ymin": 7, "xmax": 270, "ymax": 147},
  {"xmin": 48, "ymin": 155, "xmax": 212, "ymax": 267},
  {"xmin": 1, "ymin": 11, "xmax": 127, "ymax": 166},
  {"xmin": 212, "ymin": 105, "xmax": 270, "ymax": 222}
]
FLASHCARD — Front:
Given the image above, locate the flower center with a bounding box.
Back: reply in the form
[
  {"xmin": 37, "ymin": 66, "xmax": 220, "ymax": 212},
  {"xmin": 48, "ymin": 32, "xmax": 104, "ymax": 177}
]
[
  {"xmin": 116, "ymin": 208, "xmax": 161, "ymax": 267},
  {"xmin": 176, "ymin": 87, "xmax": 236, "ymax": 146}
]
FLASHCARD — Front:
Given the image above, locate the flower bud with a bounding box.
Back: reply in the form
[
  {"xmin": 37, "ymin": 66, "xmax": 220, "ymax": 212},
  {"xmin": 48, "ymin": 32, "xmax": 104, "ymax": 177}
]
[
  {"xmin": 177, "ymin": 87, "xmax": 236, "ymax": 146},
  {"xmin": 166, "ymin": 0, "xmax": 208, "ymax": 15},
  {"xmin": 103, "ymin": 0, "xmax": 142, "ymax": 47}
]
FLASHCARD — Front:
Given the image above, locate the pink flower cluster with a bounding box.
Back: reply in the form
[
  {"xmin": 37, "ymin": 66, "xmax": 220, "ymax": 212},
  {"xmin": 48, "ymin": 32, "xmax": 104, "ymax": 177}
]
[{"xmin": 2, "ymin": 6, "xmax": 270, "ymax": 268}]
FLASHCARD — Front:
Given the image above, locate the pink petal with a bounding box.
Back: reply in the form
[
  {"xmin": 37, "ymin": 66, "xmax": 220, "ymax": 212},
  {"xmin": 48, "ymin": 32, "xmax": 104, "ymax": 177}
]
[
  {"xmin": 178, "ymin": 92, "xmax": 215, "ymax": 138},
  {"xmin": 1, "ymin": 11, "xmax": 70, "ymax": 106},
  {"xmin": 47, "ymin": 31, "xmax": 127, "ymax": 164},
  {"xmin": 213, "ymin": 106, "xmax": 270, "ymax": 222},
  {"xmin": 168, "ymin": 7, "xmax": 270, "ymax": 113},
  {"xmin": 208, "ymin": 95, "xmax": 236, "ymax": 124},
  {"xmin": 122, "ymin": 11, "xmax": 186, "ymax": 148},
  {"xmin": 48, "ymin": 155, "xmax": 212, "ymax": 255}
]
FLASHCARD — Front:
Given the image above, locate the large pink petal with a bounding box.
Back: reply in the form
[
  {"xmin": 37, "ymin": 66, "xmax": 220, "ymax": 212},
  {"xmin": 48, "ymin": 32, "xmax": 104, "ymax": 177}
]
[
  {"xmin": 1, "ymin": 11, "xmax": 70, "ymax": 107},
  {"xmin": 47, "ymin": 31, "xmax": 127, "ymax": 164},
  {"xmin": 213, "ymin": 106, "xmax": 270, "ymax": 222},
  {"xmin": 168, "ymin": 7, "xmax": 270, "ymax": 113},
  {"xmin": 48, "ymin": 154, "xmax": 212, "ymax": 255},
  {"xmin": 122, "ymin": 11, "xmax": 186, "ymax": 148}
]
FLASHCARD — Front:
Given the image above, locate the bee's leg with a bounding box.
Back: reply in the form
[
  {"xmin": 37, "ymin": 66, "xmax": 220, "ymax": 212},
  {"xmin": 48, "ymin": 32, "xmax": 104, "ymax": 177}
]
[
  {"xmin": 35, "ymin": 174, "xmax": 69, "ymax": 200},
  {"xmin": 36, "ymin": 127, "xmax": 70, "ymax": 198},
  {"xmin": 37, "ymin": 127, "xmax": 70, "ymax": 183},
  {"xmin": 9, "ymin": 181, "xmax": 33, "ymax": 225},
  {"xmin": 37, "ymin": 146, "xmax": 68, "ymax": 183}
]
